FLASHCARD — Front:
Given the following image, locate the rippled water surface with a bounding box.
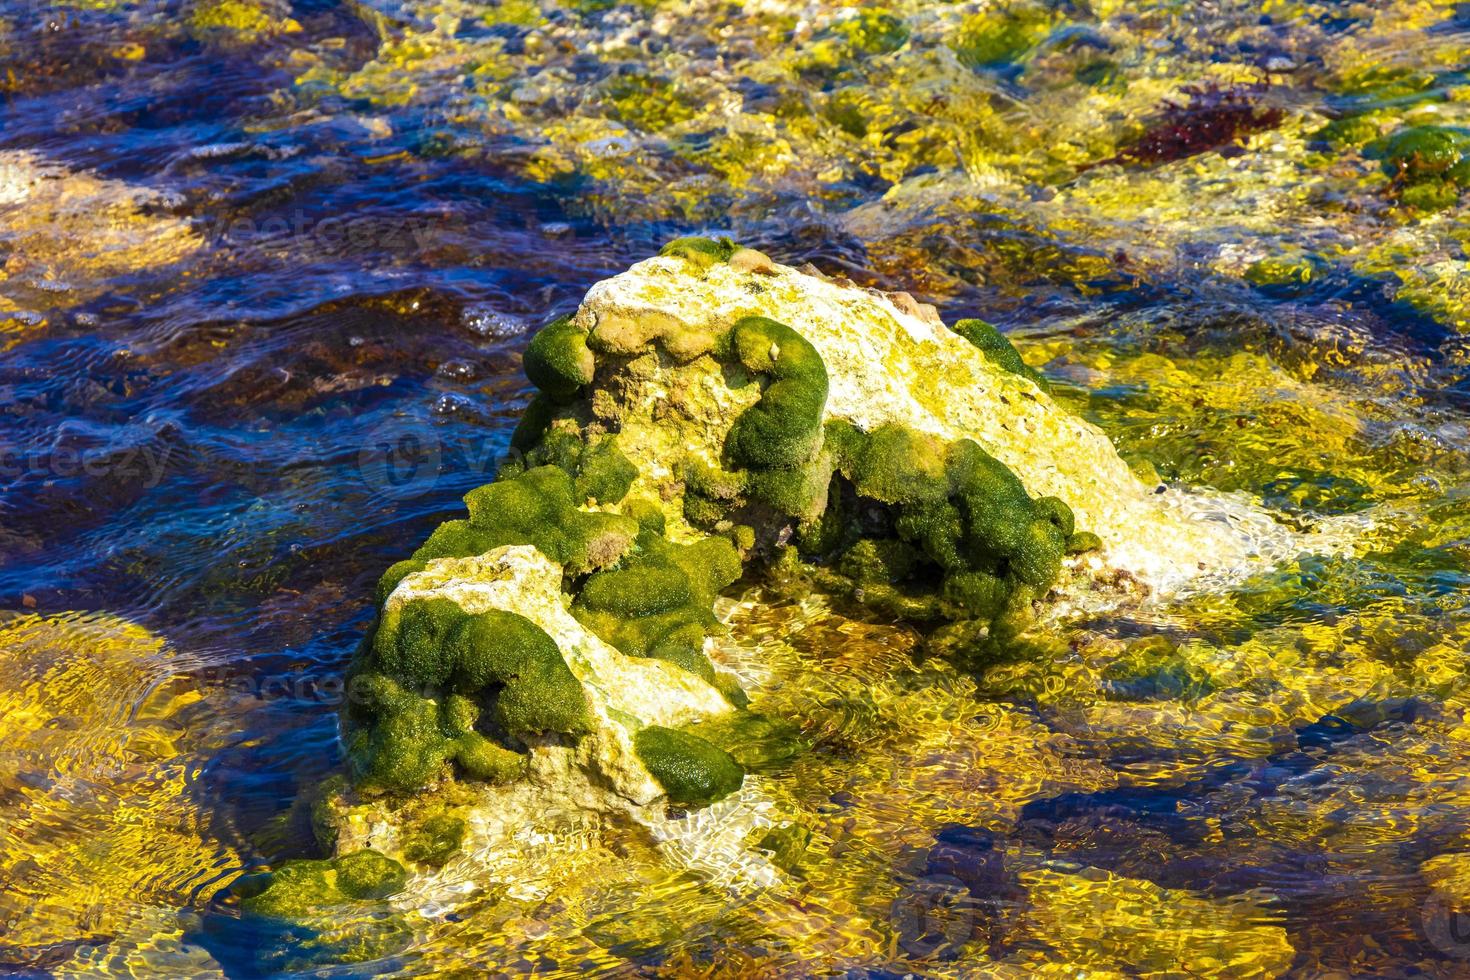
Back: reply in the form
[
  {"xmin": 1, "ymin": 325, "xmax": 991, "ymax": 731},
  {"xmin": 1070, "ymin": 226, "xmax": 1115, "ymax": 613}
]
[{"xmin": 6, "ymin": 0, "xmax": 1470, "ymax": 975}]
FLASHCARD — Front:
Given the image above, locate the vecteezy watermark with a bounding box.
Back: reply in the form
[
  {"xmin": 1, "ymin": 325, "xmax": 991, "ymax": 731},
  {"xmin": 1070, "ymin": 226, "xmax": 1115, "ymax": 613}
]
[
  {"xmin": 357, "ymin": 417, "xmax": 445, "ymax": 500},
  {"xmin": 201, "ymin": 209, "xmax": 466, "ymax": 256},
  {"xmin": 889, "ymin": 873, "xmax": 979, "ymax": 959},
  {"xmin": 353, "ymin": 419, "xmax": 518, "ymax": 500},
  {"xmin": 0, "ymin": 441, "xmax": 173, "ymax": 487},
  {"xmin": 1423, "ymin": 892, "xmax": 1470, "ymax": 959},
  {"xmin": 211, "ymin": 667, "xmax": 349, "ymax": 705}
]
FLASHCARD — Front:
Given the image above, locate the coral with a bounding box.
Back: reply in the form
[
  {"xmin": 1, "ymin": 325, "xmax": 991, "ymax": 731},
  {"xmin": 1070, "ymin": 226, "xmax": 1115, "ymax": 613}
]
[{"xmin": 633, "ymin": 725, "xmax": 744, "ymax": 807}]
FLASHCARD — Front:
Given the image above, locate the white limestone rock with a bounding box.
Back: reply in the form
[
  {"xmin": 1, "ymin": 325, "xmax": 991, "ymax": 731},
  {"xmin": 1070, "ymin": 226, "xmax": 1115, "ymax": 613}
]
[{"xmin": 577, "ymin": 253, "xmax": 1361, "ymax": 599}]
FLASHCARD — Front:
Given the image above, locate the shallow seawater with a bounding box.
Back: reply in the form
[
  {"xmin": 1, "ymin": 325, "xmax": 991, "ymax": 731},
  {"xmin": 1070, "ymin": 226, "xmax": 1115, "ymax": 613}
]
[{"xmin": 4, "ymin": 0, "xmax": 1470, "ymax": 975}]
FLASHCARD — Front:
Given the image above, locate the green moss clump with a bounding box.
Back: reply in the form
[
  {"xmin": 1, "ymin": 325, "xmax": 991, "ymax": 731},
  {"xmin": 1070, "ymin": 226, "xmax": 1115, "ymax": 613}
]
[
  {"xmin": 458, "ymin": 465, "xmax": 638, "ymax": 573},
  {"xmin": 235, "ymin": 849, "xmax": 407, "ymax": 919},
  {"xmin": 951, "ymin": 318, "xmax": 1048, "ymax": 390},
  {"xmin": 523, "ymin": 315, "xmax": 596, "ymax": 404},
  {"xmin": 376, "ymin": 466, "xmax": 637, "ymax": 597},
  {"xmin": 843, "ymin": 423, "xmax": 949, "ymax": 505},
  {"xmin": 507, "ymin": 429, "xmax": 638, "ymax": 505},
  {"xmin": 1066, "ymin": 530, "xmax": 1103, "ymax": 554},
  {"xmin": 620, "ymin": 496, "xmax": 667, "ymax": 536},
  {"xmin": 813, "ymin": 422, "xmax": 1077, "ymax": 629},
  {"xmin": 1372, "ymin": 125, "xmax": 1470, "ymax": 181},
  {"xmin": 572, "ymin": 530, "xmax": 742, "ymax": 690},
  {"xmin": 633, "ymin": 725, "xmax": 744, "ymax": 806},
  {"xmin": 1365, "ymin": 125, "xmax": 1470, "ymax": 209},
  {"xmin": 682, "ymin": 457, "xmax": 749, "ymax": 528},
  {"xmin": 345, "ymin": 601, "xmax": 591, "ymax": 794},
  {"xmin": 510, "ymin": 393, "xmax": 557, "ymax": 453},
  {"xmin": 658, "ymin": 236, "xmax": 739, "ymax": 271},
  {"xmin": 837, "ymin": 538, "xmax": 923, "ymax": 585},
  {"xmin": 721, "ymin": 316, "xmax": 830, "ymax": 470},
  {"xmin": 401, "ymin": 814, "xmax": 466, "ymax": 867}
]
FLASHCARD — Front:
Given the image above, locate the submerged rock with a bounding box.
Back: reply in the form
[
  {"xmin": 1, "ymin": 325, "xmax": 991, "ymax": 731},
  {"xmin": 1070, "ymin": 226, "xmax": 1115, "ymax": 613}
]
[
  {"xmin": 0, "ymin": 151, "xmax": 200, "ymax": 298},
  {"xmin": 302, "ymin": 243, "xmax": 1358, "ymax": 923}
]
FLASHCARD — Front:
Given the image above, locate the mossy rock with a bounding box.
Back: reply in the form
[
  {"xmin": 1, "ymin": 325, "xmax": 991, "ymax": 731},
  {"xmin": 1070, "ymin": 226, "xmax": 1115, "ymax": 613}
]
[
  {"xmin": 1368, "ymin": 125, "xmax": 1470, "ymax": 183},
  {"xmin": 572, "ymin": 532, "xmax": 743, "ymax": 692},
  {"xmin": 234, "ymin": 849, "xmax": 407, "ymax": 919},
  {"xmin": 345, "ymin": 601, "xmax": 590, "ymax": 795},
  {"xmin": 401, "ymin": 814, "xmax": 467, "ymax": 867},
  {"xmin": 633, "ymin": 725, "xmax": 744, "ymax": 806}
]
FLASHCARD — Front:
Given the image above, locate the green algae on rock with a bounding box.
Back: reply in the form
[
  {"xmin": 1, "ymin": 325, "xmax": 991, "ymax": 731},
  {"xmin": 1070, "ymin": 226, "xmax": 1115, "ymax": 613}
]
[
  {"xmin": 234, "ymin": 849, "xmax": 407, "ymax": 919},
  {"xmin": 318, "ymin": 243, "xmax": 1363, "ymax": 932},
  {"xmin": 633, "ymin": 725, "xmax": 743, "ymax": 807}
]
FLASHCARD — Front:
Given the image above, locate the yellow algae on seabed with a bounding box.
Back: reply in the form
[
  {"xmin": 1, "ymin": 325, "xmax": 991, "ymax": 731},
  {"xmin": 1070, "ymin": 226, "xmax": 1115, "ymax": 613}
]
[
  {"xmin": 0, "ymin": 151, "xmax": 202, "ymax": 348},
  {"xmin": 0, "ymin": 612, "xmax": 238, "ymax": 976}
]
